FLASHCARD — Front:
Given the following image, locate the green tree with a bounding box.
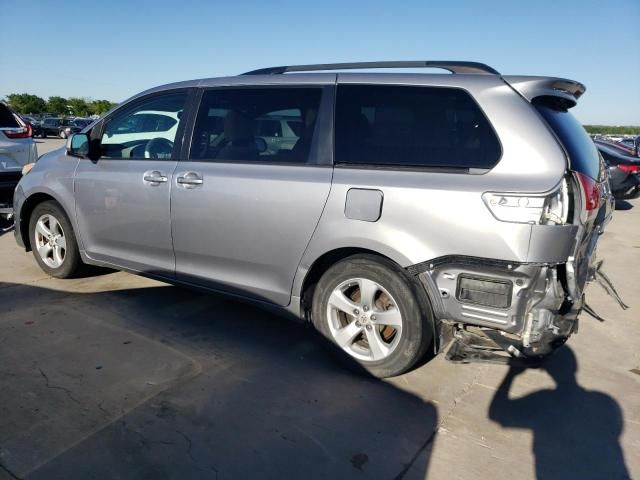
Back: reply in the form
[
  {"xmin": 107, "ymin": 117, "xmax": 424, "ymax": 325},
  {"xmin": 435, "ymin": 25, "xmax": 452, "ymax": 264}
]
[
  {"xmin": 89, "ymin": 99, "xmax": 117, "ymax": 115},
  {"xmin": 67, "ymin": 97, "xmax": 90, "ymax": 116},
  {"xmin": 47, "ymin": 96, "xmax": 69, "ymax": 115},
  {"xmin": 5, "ymin": 93, "xmax": 47, "ymax": 114},
  {"xmin": 584, "ymin": 125, "xmax": 640, "ymax": 135}
]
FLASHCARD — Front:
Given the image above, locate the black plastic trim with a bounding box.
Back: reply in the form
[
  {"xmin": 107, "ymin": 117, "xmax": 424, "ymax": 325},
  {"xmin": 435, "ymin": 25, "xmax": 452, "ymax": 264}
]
[
  {"xmin": 456, "ymin": 274, "xmax": 513, "ymax": 309},
  {"xmin": 406, "ymin": 255, "xmax": 560, "ymax": 276}
]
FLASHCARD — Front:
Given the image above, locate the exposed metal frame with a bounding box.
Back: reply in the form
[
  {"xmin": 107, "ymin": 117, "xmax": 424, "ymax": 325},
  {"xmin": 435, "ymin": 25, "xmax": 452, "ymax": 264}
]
[{"xmin": 242, "ymin": 61, "xmax": 500, "ymax": 76}]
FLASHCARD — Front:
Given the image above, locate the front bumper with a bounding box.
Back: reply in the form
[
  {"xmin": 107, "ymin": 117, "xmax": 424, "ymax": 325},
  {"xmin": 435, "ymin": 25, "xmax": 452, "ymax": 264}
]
[{"xmin": 12, "ymin": 186, "xmax": 26, "ymax": 248}]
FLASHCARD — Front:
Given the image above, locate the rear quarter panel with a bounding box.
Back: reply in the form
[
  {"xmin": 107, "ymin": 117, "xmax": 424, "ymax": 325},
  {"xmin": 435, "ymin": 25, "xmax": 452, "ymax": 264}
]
[{"xmin": 293, "ymin": 74, "xmax": 569, "ymax": 296}]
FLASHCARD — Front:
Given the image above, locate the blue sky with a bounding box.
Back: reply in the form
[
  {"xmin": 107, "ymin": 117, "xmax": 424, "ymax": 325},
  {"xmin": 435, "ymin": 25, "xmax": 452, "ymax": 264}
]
[{"xmin": 1, "ymin": 0, "xmax": 638, "ymax": 125}]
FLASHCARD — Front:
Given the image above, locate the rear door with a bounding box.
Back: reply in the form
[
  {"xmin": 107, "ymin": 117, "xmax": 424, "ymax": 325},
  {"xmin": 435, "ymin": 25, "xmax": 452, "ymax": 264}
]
[
  {"xmin": 170, "ymin": 85, "xmax": 334, "ymax": 305},
  {"xmin": 74, "ymin": 90, "xmax": 190, "ymax": 274}
]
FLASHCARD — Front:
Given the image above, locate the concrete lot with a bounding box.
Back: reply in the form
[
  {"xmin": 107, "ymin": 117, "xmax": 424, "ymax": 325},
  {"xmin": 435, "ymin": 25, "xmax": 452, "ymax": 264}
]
[{"xmin": 0, "ymin": 139, "xmax": 638, "ymax": 479}]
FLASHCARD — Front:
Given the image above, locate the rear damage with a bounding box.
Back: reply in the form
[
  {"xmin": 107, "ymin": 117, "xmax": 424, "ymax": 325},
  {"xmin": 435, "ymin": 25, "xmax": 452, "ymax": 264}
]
[{"xmin": 413, "ymin": 76, "xmax": 620, "ymax": 364}]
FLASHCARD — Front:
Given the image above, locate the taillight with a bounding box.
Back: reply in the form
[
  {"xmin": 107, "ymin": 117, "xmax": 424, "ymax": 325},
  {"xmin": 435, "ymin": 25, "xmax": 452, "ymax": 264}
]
[
  {"xmin": 575, "ymin": 171, "xmax": 600, "ymax": 212},
  {"xmin": 482, "ymin": 178, "xmax": 570, "ymax": 225},
  {"xmin": 618, "ymin": 164, "xmax": 640, "ymax": 174},
  {"xmin": 2, "ymin": 123, "xmax": 32, "ymax": 139}
]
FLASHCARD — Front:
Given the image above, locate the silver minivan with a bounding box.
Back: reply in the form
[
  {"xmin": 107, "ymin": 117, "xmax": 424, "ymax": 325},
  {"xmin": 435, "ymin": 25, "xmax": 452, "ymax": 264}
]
[{"xmin": 13, "ymin": 61, "xmax": 612, "ymax": 377}]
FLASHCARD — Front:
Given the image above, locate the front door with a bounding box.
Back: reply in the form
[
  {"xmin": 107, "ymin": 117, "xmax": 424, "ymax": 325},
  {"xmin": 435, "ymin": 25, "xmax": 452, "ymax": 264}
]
[
  {"xmin": 74, "ymin": 91, "xmax": 188, "ymax": 274},
  {"xmin": 170, "ymin": 86, "xmax": 334, "ymax": 305}
]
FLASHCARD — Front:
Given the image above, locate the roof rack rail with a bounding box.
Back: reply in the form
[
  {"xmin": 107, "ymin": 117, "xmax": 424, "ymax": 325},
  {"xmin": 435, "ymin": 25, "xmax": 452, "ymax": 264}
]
[{"xmin": 242, "ymin": 61, "xmax": 500, "ymax": 76}]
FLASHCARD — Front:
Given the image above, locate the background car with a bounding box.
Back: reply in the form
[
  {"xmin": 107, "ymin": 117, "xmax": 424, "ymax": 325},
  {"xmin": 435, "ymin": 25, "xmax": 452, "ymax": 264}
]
[
  {"xmin": 20, "ymin": 115, "xmax": 38, "ymax": 125},
  {"xmin": 596, "ymin": 141, "xmax": 640, "ymax": 200},
  {"xmin": 59, "ymin": 118, "xmax": 92, "ymax": 138},
  {"xmin": 39, "ymin": 117, "xmax": 62, "ymax": 138},
  {"xmin": 256, "ymin": 114, "xmax": 303, "ymax": 154},
  {"xmin": 0, "ymin": 103, "xmax": 37, "ymax": 225},
  {"xmin": 618, "ymin": 137, "xmax": 638, "ymax": 149},
  {"xmin": 19, "ymin": 115, "xmax": 42, "ymax": 137},
  {"xmin": 596, "ymin": 139, "xmax": 639, "ymax": 157}
]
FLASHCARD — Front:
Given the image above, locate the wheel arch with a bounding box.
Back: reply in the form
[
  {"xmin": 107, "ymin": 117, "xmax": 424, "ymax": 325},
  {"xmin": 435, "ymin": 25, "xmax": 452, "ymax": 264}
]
[
  {"xmin": 19, "ymin": 192, "xmax": 66, "ymax": 252},
  {"xmin": 299, "ymin": 247, "xmax": 412, "ymax": 320},
  {"xmin": 297, "ymin": 246, "xmax": 440, "ymax": 355}
]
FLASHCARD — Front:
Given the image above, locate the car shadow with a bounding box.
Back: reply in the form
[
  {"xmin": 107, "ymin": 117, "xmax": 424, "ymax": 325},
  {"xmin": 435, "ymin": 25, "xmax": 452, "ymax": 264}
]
[
  {"xmin": 0, "ymin": 281, "xmax": 439, "ymax": 479},
  {"xmin": 615, "ymin": 200, "xmax": 634, "ymax": 211},
  {"xmin": 489, "ymin": 347, "xmax": 629, "ymax": 479}
]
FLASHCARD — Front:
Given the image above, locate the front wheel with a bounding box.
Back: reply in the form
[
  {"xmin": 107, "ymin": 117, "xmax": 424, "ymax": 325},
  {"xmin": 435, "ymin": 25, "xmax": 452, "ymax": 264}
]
[
  {"xmin": 29, "ymin": 200, "xmax": 83, "ymax": 278},
  {"xmin": 312, "ymin": 255, "xmax": 433, "ymax": 378}
]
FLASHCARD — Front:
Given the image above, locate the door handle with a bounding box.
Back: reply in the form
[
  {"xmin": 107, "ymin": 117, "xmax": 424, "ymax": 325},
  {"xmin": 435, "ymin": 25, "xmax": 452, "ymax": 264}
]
[
  {"xmin": 143, "ymin": 170, "xmax": 168, "ymax": 185},
  {"xmin": 177, "ymin": 172, "xmax": 204, "ymax": 188}
]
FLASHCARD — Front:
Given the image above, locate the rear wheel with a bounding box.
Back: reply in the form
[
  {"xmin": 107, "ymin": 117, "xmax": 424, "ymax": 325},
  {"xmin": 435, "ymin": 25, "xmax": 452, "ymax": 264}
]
[
  {"xmin": 312, "ymin": 255, "xmax": 433, "ymax": 378},
  {"xmin": 29, "ymin": 201, "xmax": 83, "ymax": 278}
]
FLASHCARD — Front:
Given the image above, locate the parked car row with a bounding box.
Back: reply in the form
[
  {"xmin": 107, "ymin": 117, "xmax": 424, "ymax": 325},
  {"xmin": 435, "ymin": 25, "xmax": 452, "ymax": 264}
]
[
  {"xmin": 592, "ymin": 134, "xmax": 640, "ymax": 157},
  {"xmin": 595, "ymin": 140, "xmax": 640, "ymax": 200},
  {"xmin": 21, "ymin": 116, "xmax": 93, "ymax": 139}
]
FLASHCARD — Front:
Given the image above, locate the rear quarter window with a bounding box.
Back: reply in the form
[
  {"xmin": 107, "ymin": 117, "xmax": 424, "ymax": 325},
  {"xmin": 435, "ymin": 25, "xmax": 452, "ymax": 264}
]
[
  {"xmin": 334, "ymin": 85, "xmax": 501, "ymax": 170},
  {"xmin": 534, "ymin": 102, "xmax": 600, "ymax": 180}
]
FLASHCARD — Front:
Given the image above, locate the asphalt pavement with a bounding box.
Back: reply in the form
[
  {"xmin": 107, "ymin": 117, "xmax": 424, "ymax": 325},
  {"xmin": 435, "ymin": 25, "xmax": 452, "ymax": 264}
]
[{"xmin": 0, "ymin": 138, "xmax": 638, "ymax": 479}]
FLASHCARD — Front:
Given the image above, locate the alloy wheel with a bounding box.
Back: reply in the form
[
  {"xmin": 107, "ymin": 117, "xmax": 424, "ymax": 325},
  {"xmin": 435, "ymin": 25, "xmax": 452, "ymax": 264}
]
[
  {"xmin": 326, "ymin": 277, "xmax": 403, "ymax": 361},
  {"xmin": 34, "ymin": 214, "xmax": 67, "ymax": 268}
]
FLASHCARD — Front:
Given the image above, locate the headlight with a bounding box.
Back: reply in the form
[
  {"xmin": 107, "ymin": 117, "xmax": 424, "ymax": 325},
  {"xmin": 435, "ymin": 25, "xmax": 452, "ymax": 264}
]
[{"xmin": 21, "ymin": 163, "xmax": 35, "ymax": 175}]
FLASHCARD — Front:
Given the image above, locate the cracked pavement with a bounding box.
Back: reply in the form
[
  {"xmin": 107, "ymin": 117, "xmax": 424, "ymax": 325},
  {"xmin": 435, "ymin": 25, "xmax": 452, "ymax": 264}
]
[{"xmin": 0, "ymin": 140, "xmax": 638, "ymax": 479}]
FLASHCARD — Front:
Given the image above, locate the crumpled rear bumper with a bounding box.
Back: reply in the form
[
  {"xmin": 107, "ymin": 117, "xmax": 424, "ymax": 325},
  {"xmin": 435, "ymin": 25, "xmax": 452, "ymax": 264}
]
[{"xmin": 411, "ymin": 255, "xmax": 581, "ymax": 357}]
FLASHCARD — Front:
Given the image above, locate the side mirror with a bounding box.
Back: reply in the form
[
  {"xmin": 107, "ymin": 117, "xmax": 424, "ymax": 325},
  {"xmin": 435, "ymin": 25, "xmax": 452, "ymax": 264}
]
[
  {"xmin": 66, "ymin": 133, "xmax": 90, "ymax": 157},
  {"xmin": 255, "ymin": 137, "xmax": 267, "ymax": 154}
]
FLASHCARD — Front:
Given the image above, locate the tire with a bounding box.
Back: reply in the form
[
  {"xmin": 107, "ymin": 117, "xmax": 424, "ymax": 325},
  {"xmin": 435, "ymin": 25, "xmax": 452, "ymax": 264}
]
[
  {"xmin": 28, "ymin": 200, "xmax": 83, "ymax": 278},
  {"xmin": 312, "ymin": 254, "xmax": 433, "ymax": 378},
  {"xmin": 59, "ymin": 130, "xmax": 66, "ymax": 139},
  {"xmin": 41, "ymin": 131, "xmax": 47, "ymax": 138}
]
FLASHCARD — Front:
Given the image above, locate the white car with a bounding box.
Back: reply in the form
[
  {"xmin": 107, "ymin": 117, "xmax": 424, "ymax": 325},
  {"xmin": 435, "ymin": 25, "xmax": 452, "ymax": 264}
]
[{"xmin": 1, "ymin": 103, "xmax": 37, "ymax": 222}]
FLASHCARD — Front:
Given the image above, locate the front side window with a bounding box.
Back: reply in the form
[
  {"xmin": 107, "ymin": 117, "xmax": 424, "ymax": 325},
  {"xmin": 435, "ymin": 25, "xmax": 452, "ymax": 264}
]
[
  {"xmin": 335, "ymin": 85, "xmax": 501, "ymax": 169},
  {"xmin": 101, "ymin": 92, "xmax": 186, "ymax": 160},
  {"xmin": 190, "ymin": 88, "xmax": 322, "ymax": 163}
]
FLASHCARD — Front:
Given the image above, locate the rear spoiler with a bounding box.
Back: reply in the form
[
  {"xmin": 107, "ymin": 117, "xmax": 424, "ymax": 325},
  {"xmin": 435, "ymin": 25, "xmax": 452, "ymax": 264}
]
[{"xmin": 502, "ymin": 76, "xmax": 586, "ymax": 109}]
